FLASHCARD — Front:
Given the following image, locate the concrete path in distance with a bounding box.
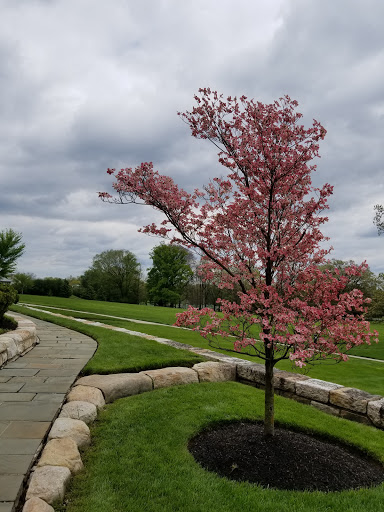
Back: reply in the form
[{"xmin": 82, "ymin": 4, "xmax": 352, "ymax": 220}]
[
  {"xmin": 0, "ymin": 314, "xmax": 97, "ymax": 512},
  {"xmin": 19, "ymin": 303, "xmax": 384, "ymax": 364}
]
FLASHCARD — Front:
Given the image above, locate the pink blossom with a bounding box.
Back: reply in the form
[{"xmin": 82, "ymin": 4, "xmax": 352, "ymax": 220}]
[{"xmin": 101, "ymin": 90, "xmax": 376, "ymax": 433}]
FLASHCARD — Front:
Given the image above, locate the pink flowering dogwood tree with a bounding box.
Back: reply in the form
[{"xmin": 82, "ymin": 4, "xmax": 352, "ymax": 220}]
[{"xmin": 100, "ymin": 89, "xmax": 377, "ymax": 436}]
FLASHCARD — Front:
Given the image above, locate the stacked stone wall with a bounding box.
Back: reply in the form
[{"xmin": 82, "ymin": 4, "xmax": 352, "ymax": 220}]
[
  {"xmin": 0, "ymin": 313, "xmax": 37, "ymax": 367},
  {"xmin": 187, "ymin": 348, "xmax": 384, "ymax": 429}
]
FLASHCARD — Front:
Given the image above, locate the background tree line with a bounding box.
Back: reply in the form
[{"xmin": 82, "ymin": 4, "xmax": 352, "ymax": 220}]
[{"xmin": 10, "ymin": 246, "xmax": 384, "ymax": 318}]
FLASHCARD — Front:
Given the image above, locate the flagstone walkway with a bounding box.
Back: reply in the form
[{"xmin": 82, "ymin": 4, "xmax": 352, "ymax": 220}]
[{"xmin": 0, "ymin": 315, "xmax": 97, "ymax": 512}]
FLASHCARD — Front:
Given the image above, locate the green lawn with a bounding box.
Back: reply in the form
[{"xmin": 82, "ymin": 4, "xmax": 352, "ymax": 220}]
[
  {"xmin": 18, "ymin": 294, "xmax": 384, "ymax": 356},
  {"xmin": 19, "ymin": 294, "xmax": 183, "ymax": 325},
  {"xmin": 11, "ymin": 303, "xmax": 384, "ymax": 396},
  {"xmin": 56, "ymin": 382, "xmax": 384, "ymax": 512},
  {"xmin": 349, "ymin": 322, "xmax": 384, "ymax": 359},
  {"xmin": 11, "ymin": 305, "xmax": 204, "ymax": 374}
]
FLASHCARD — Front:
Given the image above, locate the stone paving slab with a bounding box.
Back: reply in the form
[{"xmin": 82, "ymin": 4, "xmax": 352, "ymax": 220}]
[
  {"xmin": 0, "ymin": 454, "xmax": 32, "ymax": 474},
  {"xmin": 20, "ymin": 382, "xmax": 75, "ymax": 394},
  {"xmin": 0, "ymin": 314, "xmax": 97, "ymax": 511},
  {"xmin": 0, "ymin": 422, "xmax": 8, "ymax": 435},
  {"xmin": 10, "ymin": 377, "xmax": 47, "ymax": 384},
  {"xmin": 37, "ymin": 369, "xmax": 79, "ymax": 377},
  {"xmin": 0, "ymin": 475, "xmax": 25, "ymax": 502},
  {"xmin": 1, "ymin": 421, "xmax": 51, "ymax": 438},
  {"xmin": 0, "ymin": 369, "xmax": 40, "ymax": 377},
  {"xmin": 0, "ymin": 439, "xmax": 41, "ymax": 454},
  {"xmin": 0, "ymin": 383, "xmax": 25, "ymax": 393},
  {"xmin": 32, "ymin": 394, "xmax": 66, "ymax": 403},
  {"xmin": 0, "ymin": 403, "xmax": 62, "ymax": 421},
  {"xmin": 0, "ymin": 393, "xmax": 36, "ymax": 402},
  {"xmin": 0, "ymin": 502, "xmax": 13, "ymax": 512},
  {"xmin": 2, "ymin": 362, "xmax": 29, "ymax": 369}
]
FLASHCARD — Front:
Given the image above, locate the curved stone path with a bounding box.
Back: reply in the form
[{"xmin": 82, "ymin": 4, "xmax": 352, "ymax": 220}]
[{"xmin": 0, "ymin": 314, "xmax": 97, "ymax": 512}]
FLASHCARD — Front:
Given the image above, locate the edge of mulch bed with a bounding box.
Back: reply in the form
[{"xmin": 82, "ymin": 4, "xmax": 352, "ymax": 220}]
[{"xmin": 188, "ymin": 420, "xmax": 384, "ymax": 492}]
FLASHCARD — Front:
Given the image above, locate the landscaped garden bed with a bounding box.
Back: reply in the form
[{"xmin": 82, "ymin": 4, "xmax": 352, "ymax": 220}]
[
  {"xmin": 54, "ymin": 383, "xmax": 384, "ymax": 512},
  {"xmin": 10, "ymin": 300, "xmax": 384, "ymax": 511}
]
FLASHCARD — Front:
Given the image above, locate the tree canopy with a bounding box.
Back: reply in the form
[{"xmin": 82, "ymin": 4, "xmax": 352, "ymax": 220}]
[
  {"xmin": 0, "ymin": 229, "xmax": 25, "ymax": 278},
  {"xmin": 147, "ymin": 244, "xmax": 193, "ymax": 307},
  {"xmin": 101, "ymin": 89, "xmax": 376, "ymax": 436},
  {"xmin": 77, "ymin": 249, "xmax": 143, "ymax": 303},
  {"xmin": 12, "ymin": 272, "xmax": 35, "ymax": 294}
]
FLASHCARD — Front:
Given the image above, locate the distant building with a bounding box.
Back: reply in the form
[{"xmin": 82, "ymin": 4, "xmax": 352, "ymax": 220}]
[{"xmin": 0, "ymin": 277, "xmax": 12, "ymax": 284}]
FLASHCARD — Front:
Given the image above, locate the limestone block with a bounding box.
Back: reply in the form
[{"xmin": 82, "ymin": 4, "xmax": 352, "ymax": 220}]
[
  {"xmin": 0, "ymin": 341, "xmax": 8, "ymax": 366},
  {"xmin": 76, "ymin": 373, "xmax": 153, "ymax": 403},
  {"xmin": 0, "ymin": 351, "xmax": 7, "ymax": 367},
  {"xmin": 16, "ymin": 319, "xmax": 34, "ymax": 327},
  {"xmin": 23, "ymin": 497, "xmax": 55, "ymax": 512},
  {"xmin": 295, "ymin": 378, "xmax": 343, "ymax": 403},
  {"xmin": 236, "ymin": 362, "xmax": 266, "ymax": 385},
  {"xmin": 26, "ymin": 466, "xmax": 71, "ymax": 504},
  {"xmin": 192, "ymin": 362, "xmax": 236, "ymax": 382},
  {"xmin": 141, "ymin": 367, "xmax": 199, "ymax": 389},
  {"xmin": 67, "ymin": 385, "xmax": 105, "ymax": 409},
  {"xmin": 48, "ymin": 418, "xmax": 91, "ymax": 448},
  {"xmin": 310, "ymin": 401, "xmax": 341, "ymax": 417},
  {"xmin": 212, "ymin": 353, "xmax": 242, "ymax": 366},
  {"xmin": 186, "ymin": 348, "xmax": 227, "ymax": 361},
  {"xmin": 37, "ymin": 438, "xmax": 83, "ymax": 474},
  {"xmin": 10, "ymin": 333, "xmax": 26, "ymax": 355},
  {"xmin": 60, "ymin": 400, "xmax": 97, "ymax": 424},
  {"xmin": 329, "ymin": 387, "xmax": 382, "ymax": 414},
  {"xmin": 273, "ymin": 371, "xmax": 310, "ymax": 392},
  {"xmin": 157, "ymin": 339, "xmax": 195, "ymax": 350},
  {"xmin": 340, "ymin": 409, "xmax": 372, "ymax": 425},
  {"xmin": 15, "ymin": 329, "xmax": 34, "ymax": 341},
  {"xmin": 0, "ymin": 336, "xmax": 18, "ymax": 360},
  {"xmin": 15, "ymin": 330, "xmax": 35, "ymax": 354},
  {"xmin": 367, "ymin": 398, "xmax": 384, "ymax": 428}
]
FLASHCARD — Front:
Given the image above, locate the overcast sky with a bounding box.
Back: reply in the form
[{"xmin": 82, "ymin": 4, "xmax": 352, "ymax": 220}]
[{"xmin": 1, "ymin": 0, "xmax": 383, "ymax": 279}]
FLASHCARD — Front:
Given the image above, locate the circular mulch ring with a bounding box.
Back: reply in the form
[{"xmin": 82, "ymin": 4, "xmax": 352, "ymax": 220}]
[{"xmin": 188, "ymin": 421, "xmax": 384, "ymax": 492}]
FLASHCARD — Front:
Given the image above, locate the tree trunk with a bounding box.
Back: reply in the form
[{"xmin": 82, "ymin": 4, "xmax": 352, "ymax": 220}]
[{"xmin": 264, "ymin": 347, "xmax": 275, "ymax": 437}]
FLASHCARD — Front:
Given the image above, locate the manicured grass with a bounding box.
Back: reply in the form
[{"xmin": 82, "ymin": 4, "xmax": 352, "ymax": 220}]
[
  {"xmin": 11, "ymin": 305, "xmax": 204, "ymax": 375},
  {"xmin": 12, "ymin": 304, "xmax": 384, "ymax": 396},
  {"xmin": 349, "ymin": 322, "xmax": 384, "ymax": 360},
  {"xmin": 56, "ymin": 382, "xmax": 384, "ymax": 512},
  {"xmin": 277, "ymin": 357, "xmax": 384, "ymax": 396},
  {"xmin": 19, "ymin": 295, "xmax": 384, "ymax": 358},
  {"xmin": 19, "ymin": 294, "xmax": 183, "ymax": 325}
]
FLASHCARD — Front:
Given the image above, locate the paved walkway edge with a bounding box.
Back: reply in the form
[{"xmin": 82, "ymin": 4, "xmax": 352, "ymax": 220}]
[
  {"xmin": 0, "ymin": 315, "xmax": 38, "ymax": 368},
  {"xmin": 0, "ymin": 314, "xmax": 97, "ymax": 512}
]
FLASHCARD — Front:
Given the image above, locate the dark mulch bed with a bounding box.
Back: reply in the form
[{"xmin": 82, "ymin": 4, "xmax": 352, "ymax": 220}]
[{"xmin": 188, "ymin": 421, "xmax": 384, "ymax": 492}]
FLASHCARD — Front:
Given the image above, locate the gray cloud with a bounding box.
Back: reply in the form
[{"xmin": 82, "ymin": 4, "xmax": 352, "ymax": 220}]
[{"xmin": 0, "ymin": 0, "xmax": 383, "ymax": 278}]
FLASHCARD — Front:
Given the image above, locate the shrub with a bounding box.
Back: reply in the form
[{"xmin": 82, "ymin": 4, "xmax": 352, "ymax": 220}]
[
  {"xmin": 0, "ymin": 284, "xmax": 18, "ymax": 326},
  {"xmin": 0, "ymin": 314, "xmax": 17, "ymax": 332}
]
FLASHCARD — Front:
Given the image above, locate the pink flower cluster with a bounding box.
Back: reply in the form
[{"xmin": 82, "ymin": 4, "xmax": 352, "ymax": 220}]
[{"xmin": 101, "ymin": 89, "xmax": 377, "ymax": 367}]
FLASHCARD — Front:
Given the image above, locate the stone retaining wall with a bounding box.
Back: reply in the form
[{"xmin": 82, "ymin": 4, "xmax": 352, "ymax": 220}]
[
  {"xmin": 22, "ymin": 362, "xmax": 235, "ymax": 510},
  {"xmin": 21, "ymin": 359, "xmax": 384, "ymax": 510},
  {"xmin": 0, "ymin": 313, "xmax": 38, "ymax": 367},
  {"xmin": 187, "ymin": 348, "xmax": 384, "ymax": 429}
]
